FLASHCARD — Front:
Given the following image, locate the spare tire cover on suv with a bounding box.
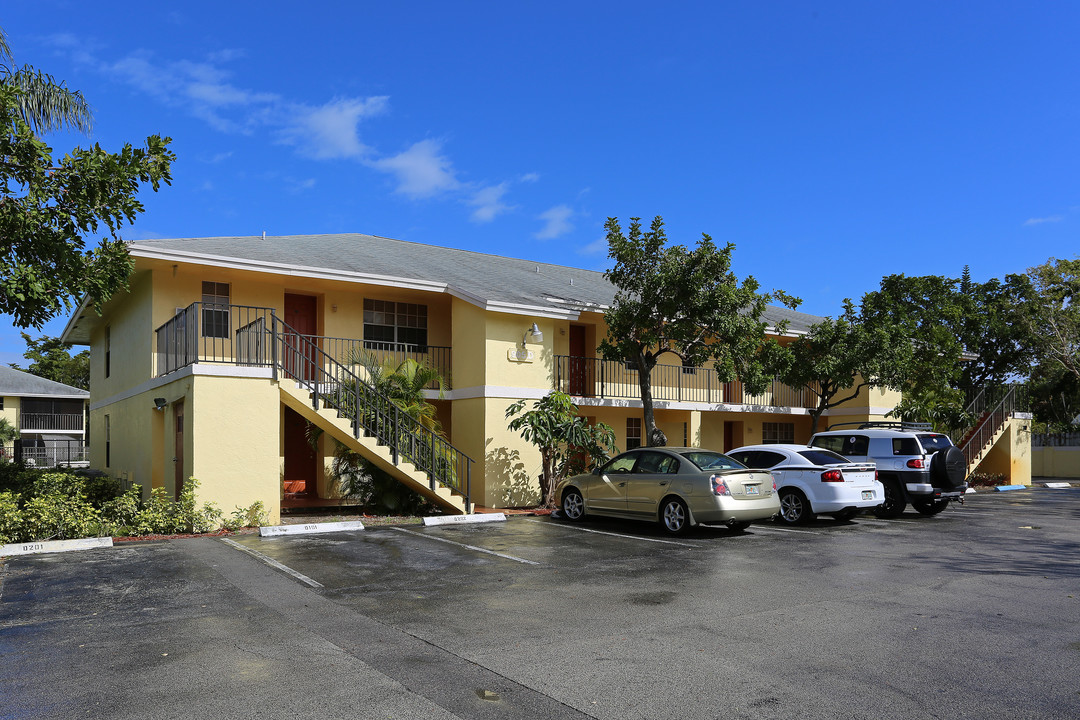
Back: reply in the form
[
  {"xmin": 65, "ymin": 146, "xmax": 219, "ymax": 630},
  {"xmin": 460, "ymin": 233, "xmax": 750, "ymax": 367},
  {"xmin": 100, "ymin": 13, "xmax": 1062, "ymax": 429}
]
[{"xmin": 930, "ymin": 446, "xmax": 966, "ymax": 489}]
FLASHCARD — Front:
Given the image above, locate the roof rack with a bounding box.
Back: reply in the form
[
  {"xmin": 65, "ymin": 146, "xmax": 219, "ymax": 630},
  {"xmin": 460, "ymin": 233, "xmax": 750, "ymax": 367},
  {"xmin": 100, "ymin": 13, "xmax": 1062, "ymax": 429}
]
[{"xmin": 824, "ymin": 421, "xmax": 934, "ymax": 432}]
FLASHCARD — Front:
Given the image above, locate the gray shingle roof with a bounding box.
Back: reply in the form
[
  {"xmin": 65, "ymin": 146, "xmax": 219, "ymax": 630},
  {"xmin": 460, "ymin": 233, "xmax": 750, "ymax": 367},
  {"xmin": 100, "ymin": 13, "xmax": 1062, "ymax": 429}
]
[
  {"xmin": 129, "ymin": 233, "xmax": 824, "ymax": 333},
  {"xmin": 0, "ymin": 365, "xmax": 89, "ymax": 398}
]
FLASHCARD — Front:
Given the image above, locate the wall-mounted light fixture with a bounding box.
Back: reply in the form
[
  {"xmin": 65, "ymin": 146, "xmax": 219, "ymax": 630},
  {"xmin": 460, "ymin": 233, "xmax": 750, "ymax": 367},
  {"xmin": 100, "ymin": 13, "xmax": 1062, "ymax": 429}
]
[
  {"xmin": 522, "ymin": 323, "xmax": 543, "ymax": 348},
  {"xmin": 153, "ymin": 397, "xmax": 168, "ymax": 410}
]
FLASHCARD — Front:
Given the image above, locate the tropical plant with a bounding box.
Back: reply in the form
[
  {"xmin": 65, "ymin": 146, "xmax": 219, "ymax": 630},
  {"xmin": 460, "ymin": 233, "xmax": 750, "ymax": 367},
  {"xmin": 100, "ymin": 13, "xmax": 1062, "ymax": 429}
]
[
  {"xmin": 600, "ymin": 216, "xmax": 797, "ymax": 446},
  {"xmin": 505, "ymin": 391, "xmax": 618, "ymax": 507},
  {"xmin": 0, "ymin": 27, "xmax": 92, "ymax": 135}
]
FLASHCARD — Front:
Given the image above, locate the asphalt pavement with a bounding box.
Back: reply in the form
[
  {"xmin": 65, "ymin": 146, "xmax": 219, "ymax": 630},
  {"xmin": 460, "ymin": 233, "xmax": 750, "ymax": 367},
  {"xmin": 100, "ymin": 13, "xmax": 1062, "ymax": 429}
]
[{"xmin": 1, "ymin": 487, "xmax": 1078, "ymax": 719}]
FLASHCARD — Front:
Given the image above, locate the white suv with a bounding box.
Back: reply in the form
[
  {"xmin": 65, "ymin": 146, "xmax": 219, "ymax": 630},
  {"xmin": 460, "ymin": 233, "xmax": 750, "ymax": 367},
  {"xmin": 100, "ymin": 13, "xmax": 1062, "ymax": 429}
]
[{"xmin": 808, "ymin": 423, "xmax": 967, "ymax": 518}]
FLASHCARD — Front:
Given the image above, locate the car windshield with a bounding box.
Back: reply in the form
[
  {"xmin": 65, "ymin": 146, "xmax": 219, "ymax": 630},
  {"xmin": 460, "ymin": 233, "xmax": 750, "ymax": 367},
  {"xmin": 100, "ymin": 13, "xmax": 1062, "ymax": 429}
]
[
  {"xmin": 679, "ymin": 451, "xmax": 745, "ymax": 471},
  {"xmin": 797, "ymin": 449, "xmax": 850, "ymax": 465},
  {"xmin": 917, "ymin": 434, "xmax": 953, "ymax": 453}
]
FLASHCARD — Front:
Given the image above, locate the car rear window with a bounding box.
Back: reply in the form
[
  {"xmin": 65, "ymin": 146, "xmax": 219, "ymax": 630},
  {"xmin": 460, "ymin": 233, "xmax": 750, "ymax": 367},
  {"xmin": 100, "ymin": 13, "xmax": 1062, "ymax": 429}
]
[
  {"xmin": 797, "ymin": 449, "xmax": 850, "ymax": 465},
  {"xmin": 812, "ymin": 435, "xmax": 869, "ymax": 456},
  {"xmin": 679, "ymin": 451, "xmax": 744, "ymax": 471},
  {"xmin": 892, "ymin": 438, "xmax": 922, "ymax": 456},
  {"xmin": 917, "ymin": 434, "xmax": 953, "ymax": 453}
]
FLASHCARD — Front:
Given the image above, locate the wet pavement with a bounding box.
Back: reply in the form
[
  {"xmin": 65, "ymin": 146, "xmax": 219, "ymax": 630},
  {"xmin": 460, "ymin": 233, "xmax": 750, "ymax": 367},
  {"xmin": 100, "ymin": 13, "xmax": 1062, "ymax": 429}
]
[{"xmin": 2, "ymin": 487, "xmax": 1079, "ymax": 719}]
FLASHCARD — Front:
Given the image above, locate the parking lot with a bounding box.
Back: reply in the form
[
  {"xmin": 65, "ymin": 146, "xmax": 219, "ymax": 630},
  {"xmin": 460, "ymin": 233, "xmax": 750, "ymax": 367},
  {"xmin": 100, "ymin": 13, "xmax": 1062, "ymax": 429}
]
[{"xmin": 2, "ymin": 488, "xmax": 1079, "ymax": 719}]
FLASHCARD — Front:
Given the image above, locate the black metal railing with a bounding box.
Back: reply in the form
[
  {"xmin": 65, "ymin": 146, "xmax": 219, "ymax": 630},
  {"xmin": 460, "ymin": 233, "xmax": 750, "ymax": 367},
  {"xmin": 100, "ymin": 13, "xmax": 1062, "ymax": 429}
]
[
  {"xmin": 156, "ymin": 303, "xmax": 278, "ymax": 375},
  {"xmin": 1, "ymin": 440, "xmax": 89, "ymax": 467},
  {"xmin": 958, "ymin": 385, "xmax": 1026, "ymax": 469},
  {"xmin": 19, "ymin": 413, "xmax": 84, "ymax": 432},
  {"xmin": 554, "ymin": 355, "xmax": 815, "ymax": 408},
  {"xmin": 268, "ymin": 315, "xmax": 471, "ymax": 508},
  {"xmin": 155, "ymin": 304, "xmax": 451, "ymax": 389}
]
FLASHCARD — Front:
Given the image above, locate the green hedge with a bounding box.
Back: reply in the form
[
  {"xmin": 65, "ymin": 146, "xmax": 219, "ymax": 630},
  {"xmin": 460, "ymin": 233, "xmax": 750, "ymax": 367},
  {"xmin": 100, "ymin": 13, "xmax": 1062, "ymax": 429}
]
[{"xmin": 0, "ymin": 468, "xmax": 267, "ymax": 544}]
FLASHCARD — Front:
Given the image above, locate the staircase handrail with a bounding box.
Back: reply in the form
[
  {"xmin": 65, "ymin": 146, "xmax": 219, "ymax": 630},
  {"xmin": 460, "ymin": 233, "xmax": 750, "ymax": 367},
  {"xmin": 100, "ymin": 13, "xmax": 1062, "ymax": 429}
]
[
  {"xmin": 262, "ymin": 314, "xmax": 472, "ymax": 509},
  {"xmin": 959, "ymin": 385, "xmax": 1018, "ymax": 470}
]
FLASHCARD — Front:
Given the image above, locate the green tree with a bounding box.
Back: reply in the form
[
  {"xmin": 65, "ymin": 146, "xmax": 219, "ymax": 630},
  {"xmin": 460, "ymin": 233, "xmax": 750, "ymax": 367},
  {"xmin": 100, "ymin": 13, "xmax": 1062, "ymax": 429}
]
[
  {"xmin": 779, "ymin": 300, "xmax": 912, "ymax": 435},
  {"xmin": 0, "ymin": 28, "xmax": 92, "ymax": 135},
  {"xmin": 0, "ymin": 48, "xmax": 174, "ymax": 329},
  {"xmin": 599, "ymin": 216, "xmax": 797, "ymax": 446},
  {"xmin": 11, "ymin": 333, "xmax": 89, "ymax": 389},
  {"xmin": 358, "ymin": 354, "xmax": 445, "ymax": 431},
  {"xmin": 505, "ymin": 391, "xmax": 617, "ymax": 507},
  {"xmin": 1024, "ymin": 257, "xmax": 1080, "ymax": 384}
]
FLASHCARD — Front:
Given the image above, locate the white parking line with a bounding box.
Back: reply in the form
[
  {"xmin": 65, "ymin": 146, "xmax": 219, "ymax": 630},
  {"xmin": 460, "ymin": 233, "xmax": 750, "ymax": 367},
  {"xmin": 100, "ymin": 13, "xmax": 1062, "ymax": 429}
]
[
  {"xmin": 389, "ymin": 527, "xmax": 541, "ymax": 565},
  {"xmin": 746, "ymin": 525, "xmax": 819, "ymax": 535},
  {"xmin": 855, "ymin": 518, "xmax": 918, "ymax": 526},
  {"xmin": 524, "ymin": 519, "xmax": 699, "ymax": 547},
  {"xmin": 220, "ymin": 538, "xmax": 324, "ymax": 588}
]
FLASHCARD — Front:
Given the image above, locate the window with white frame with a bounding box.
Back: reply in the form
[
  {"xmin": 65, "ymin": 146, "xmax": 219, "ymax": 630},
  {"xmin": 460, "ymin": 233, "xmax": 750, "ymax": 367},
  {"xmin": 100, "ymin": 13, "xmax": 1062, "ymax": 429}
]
[
  {"xmin": 762, "ymin": 421, "xmax": 795, "ymax": 444},
  {"xmin": 363, "ymin": 299, "xmax": 428, "ymax": 348}
]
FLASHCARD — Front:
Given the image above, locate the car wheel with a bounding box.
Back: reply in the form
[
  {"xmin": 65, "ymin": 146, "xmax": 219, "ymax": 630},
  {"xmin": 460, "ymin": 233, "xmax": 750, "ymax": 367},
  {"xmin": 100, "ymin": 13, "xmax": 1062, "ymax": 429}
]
[
  {"xmin": 778, "ymin": 488, "xmax": 815, "ymax": 524},
  {"xmin": 874, "ymin": 479, "xmax": 906, "ymax": 519},
  {"xmin": 831, "ymin": 508, "xmax": 859, "ymax": 522},
  {"xmin": 561, "ymin": 488, "xmax": 585, "ymax": 522},
  {"xmin": 659, "ymin": 497, "xmax": 691, "ymax": 535},
  {"xmin": 912, "ymin": 499, "xmax": 949, "ymax": 516}
]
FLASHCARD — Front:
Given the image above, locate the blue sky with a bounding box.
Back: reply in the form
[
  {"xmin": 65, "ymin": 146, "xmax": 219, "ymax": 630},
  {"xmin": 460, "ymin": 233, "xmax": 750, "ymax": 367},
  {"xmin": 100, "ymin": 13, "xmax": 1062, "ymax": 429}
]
[{"xmin": 2, "ymin": 1, "xmax": 1078, "ymax": 366}]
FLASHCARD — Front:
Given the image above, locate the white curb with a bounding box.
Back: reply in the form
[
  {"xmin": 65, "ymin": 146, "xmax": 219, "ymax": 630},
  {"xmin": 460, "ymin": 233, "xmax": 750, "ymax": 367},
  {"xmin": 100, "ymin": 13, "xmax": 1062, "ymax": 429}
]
[
  {"xmin": 423, "ymin": 513, "xmax": 507, "ymax": 527},
  {"xmin": 259, "ymin": 520, "xmax": 365, "ymax": 537},
  {"xmin": 1043, "ymin": 482, "xmax": 1073, "ymax": 489},
  {"xmin": 1, "ymin": 537, "xmax": 113, "ymax": 557}
]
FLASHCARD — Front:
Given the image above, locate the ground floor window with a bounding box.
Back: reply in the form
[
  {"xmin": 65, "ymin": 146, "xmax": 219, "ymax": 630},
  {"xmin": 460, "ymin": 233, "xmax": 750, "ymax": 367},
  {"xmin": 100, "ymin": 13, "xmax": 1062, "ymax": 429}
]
[
  {"xmin": 762, "ymin": 421, "xmax": 795, "ymax": 444},
  {"xmin": 626, "ymin": 417, "xmax": 642, "ymax": 450}
]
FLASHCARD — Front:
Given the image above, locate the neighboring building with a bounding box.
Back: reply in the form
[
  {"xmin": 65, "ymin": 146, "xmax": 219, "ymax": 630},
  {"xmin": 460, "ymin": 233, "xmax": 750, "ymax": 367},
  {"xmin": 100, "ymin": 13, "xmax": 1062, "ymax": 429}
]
[
  {"xmin": 0, "ymin": 365, "xmax": 89, "ymax": 466},
  {"xmin": 57, "ymin": 234, "xmax": 897, "ymax": 521}
]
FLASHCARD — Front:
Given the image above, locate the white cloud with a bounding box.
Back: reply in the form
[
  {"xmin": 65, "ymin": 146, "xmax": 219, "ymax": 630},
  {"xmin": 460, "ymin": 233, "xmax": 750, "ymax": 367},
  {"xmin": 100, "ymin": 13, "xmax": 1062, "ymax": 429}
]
[
  {"xmin": 519, "ymin": 172, "xmax": 540, "ymax": 183},
  {"xmin": 578, "ymin": 236, "xmax": 608, "ymax": 255},
  {"xmin": 468, "ymin": 183, "xmax": 514, "ymax": 223},
  {"xmin": 370, "ymin": 139, "xmax": 460, "ymax": 198},
  {"xmin": 281, "ymin": 96, "xmax": 388, "ymax": 159},
  {"xmin": 535, "ymin": 205, "xmax": 574, "ymax": 239},
  {"xmin": 1025, "ymin": 215, "xmax": 1064, "ymax": 226}
]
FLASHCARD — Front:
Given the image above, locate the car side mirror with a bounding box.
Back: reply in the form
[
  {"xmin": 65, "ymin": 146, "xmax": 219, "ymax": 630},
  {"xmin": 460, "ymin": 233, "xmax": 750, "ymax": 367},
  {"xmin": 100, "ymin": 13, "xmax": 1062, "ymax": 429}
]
[{"xmin": 592, "ymin": 467, "xmax": 602, "ymax": 476}]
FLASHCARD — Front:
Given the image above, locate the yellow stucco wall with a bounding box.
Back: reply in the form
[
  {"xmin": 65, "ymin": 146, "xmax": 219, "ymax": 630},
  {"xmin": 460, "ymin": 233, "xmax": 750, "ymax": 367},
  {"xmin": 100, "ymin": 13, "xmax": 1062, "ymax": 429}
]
[
  {"xmin": 974, "ymin": 418, "xmax": 1031, "ymax": 485},
  {"xmin": 1, "ymin": 396, "xmax": 19, "ymax": 436},
  {"xmin": 1033, "ymin": 446, "xmax": 1080, "ymax": 478},
  {"xmin": 189, "ymin": 375, "xmax": 282, "ymax": 523}
]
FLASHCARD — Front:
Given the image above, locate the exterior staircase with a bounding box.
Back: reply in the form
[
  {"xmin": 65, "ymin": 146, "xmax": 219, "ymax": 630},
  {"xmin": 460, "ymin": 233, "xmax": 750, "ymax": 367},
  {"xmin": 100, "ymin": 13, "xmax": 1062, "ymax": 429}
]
[
  {"xmin": 250, "ymin": 317, "xmax": 473, "ymax": 514},
  {"xmin": 955, "ymin": 385, "xmax": 1024, "ymax": 475}
]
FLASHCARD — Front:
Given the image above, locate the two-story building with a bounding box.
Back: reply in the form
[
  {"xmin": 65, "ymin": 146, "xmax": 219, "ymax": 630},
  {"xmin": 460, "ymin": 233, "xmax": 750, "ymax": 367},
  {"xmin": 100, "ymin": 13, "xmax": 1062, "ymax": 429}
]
[
  {"xmin": 0, "ymin": 365, "xmax": 89, "ymax": 465},
  {"xmin": 60, "ymin": 233, "xmax": 896, "ymax": 522}
]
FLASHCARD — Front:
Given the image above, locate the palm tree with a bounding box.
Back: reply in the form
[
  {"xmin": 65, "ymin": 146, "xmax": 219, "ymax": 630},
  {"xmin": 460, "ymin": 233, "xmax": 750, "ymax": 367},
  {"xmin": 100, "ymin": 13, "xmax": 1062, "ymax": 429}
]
[{"xmin": 0, "ymin": 27, "xmax": 93, "ymax": 134}]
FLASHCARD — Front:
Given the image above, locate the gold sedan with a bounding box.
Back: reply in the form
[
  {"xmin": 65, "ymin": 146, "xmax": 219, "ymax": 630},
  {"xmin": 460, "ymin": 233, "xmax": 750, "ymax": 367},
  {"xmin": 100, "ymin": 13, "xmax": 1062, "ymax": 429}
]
[{"xmin": 555, "ymin": 447, "xmax": 779, "ymax": 535}]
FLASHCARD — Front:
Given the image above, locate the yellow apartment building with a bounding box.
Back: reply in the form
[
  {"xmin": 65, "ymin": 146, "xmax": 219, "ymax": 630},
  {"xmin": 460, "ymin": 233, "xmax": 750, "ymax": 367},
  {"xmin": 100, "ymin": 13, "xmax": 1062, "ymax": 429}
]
[
  {"xmin": 0, "ymin": 365, "xmax": 89, "ymax": 466},
  {"xmin": 60, "ymin": 233, "xmax": 898, "ymax": 522}
]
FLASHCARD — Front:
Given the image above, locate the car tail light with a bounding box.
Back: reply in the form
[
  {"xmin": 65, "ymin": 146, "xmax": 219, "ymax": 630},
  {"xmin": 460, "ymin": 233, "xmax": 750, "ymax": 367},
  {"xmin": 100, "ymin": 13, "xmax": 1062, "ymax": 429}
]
[
  {"xmin": 710, "ymin": 475, "xmax": 730, "ymax": 496},
  {"xmin": 875, "ymin": 470, "xmax": 879, "ymax": 481},
  {"xmin": 772, "ymin": 478, "xmax": 777, "ymax": 493},
  {"xmin": 906, "ymin": 458, "xmax": 925, "ymax": 469},
  {"xmin": 821, "ymin": 469, "xmax": 843, "ymax": 482}
]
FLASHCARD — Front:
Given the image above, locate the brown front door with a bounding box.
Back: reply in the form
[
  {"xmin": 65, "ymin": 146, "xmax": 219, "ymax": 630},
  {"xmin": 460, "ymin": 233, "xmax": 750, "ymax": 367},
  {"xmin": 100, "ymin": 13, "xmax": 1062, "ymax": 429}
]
[
  {"xmin": 284, "ymin": 294, "xmax": 318, "ymax": 381},
  {"xmin": 173, "ymin": 401, "xmax": 185, "ymax": 500},
  {"xmin": 569, "ymin": 325, "xmax": 588, "ymax": 396},
  {"xmin": 283, "ymin": 406, "xmax": 317, "ymax": 497}
]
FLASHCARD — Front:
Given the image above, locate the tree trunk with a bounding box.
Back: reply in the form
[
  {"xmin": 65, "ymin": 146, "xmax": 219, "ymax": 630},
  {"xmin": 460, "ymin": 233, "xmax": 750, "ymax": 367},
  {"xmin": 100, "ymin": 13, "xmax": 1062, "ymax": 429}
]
[{"xmin": 637, "ymin": 356, "xmax": 667, "ymax": 446}]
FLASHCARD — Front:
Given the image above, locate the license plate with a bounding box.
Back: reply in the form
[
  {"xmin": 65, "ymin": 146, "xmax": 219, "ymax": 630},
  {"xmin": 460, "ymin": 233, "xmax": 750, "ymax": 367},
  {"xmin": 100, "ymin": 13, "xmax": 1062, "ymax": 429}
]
[
  {"xmin": 745, "ymin": 485, "xmax": 759, "ymax": 495},
  {"xmin": 862, "ymin": 490, "xmax": 873, "ymax": 500}
]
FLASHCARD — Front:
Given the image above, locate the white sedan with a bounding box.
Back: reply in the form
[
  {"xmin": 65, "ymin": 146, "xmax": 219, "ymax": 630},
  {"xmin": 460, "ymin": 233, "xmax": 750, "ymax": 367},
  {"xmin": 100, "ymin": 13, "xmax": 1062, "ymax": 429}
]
[{"xmin": 727, "ymin": 444, "xmax": 883, "ymax": 524}]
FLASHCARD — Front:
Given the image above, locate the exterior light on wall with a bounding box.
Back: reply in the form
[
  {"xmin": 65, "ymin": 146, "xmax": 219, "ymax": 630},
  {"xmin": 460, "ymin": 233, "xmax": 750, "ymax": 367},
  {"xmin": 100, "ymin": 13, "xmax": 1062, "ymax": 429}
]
[
  {"xmin": 522, "ymin": 323, "xmax": 543, "ymax": 348},
  {"xmin": 153, "ymin": 397, "xmax": 168, "ymax": 410}
]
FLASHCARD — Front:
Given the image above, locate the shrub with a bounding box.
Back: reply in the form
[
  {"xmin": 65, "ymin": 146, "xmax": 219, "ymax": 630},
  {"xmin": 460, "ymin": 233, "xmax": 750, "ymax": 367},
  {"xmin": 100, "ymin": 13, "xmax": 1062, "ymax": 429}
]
[
  {"xmin": 19, "ymin": 489, "xmax": 101, "ymax": 541},
  {"xmin": 0, "ymin": 490, "xmax": 21, "ymax": 544},
  {"xmin": 967, "ymin": 471, "xmax": 1008, "ymax": 487},
  {"xmin": 224, "ymin": 501, "xmax": 269, "ymax": 531}
]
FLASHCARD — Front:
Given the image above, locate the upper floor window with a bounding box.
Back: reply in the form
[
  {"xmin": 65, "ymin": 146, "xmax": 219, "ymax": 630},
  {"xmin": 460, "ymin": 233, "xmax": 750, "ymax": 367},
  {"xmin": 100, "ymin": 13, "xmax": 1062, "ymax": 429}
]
[
  {"xmin": 363, "ymin": 299, "xmax": 427, "ymax": 348},
  {"xmin": 201, "ymin": 282, "xmax": 230, "ymax": 339}
]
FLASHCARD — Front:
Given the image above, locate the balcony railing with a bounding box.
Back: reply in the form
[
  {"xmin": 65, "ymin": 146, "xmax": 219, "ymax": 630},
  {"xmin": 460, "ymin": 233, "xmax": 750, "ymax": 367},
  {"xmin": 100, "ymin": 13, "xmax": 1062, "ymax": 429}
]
[
  {"xmin": 19, "ymin": 413, "xmax": 85, "ymax": 432},
  {"xmin": 1, "ymin": 441, "xmax": 89, "ymax": 467},
  {"xmin": 155, "ymin": 303, "xmax": 451, "ymax": 387},
  {"xmin": 554, "ymin": 355, "xmax": 816, "ymax": 408}
]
